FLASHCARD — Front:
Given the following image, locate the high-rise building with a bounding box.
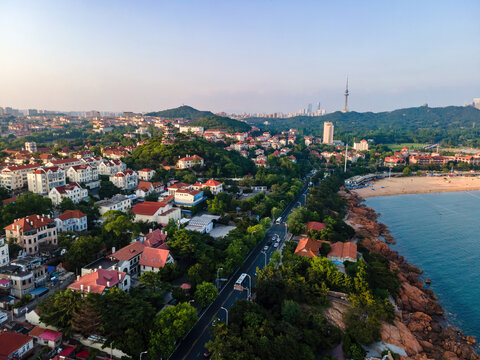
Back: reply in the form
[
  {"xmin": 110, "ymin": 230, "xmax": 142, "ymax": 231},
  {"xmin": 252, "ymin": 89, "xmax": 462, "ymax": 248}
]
[
  {"xmin": 472, "ymin": 98, "xmax": 480, "ymax": 110},
  {"xmin": 307, "ymin": 103, "xmax": 312, "ymax": 113},
  {"xmin": 342, "ymin": 77, "xmax": 349, "ymax": 113},
  {"xmin": 323, "ymin": 122, "xmax": 334, "ymax": 144},
  {"xmin": 317, "ymin": 102, "xmax": 321, "ymax": 111}
]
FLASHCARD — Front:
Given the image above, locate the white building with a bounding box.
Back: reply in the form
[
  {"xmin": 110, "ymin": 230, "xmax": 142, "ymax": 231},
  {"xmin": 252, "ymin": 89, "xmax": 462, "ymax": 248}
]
[
  {"xmin": 178, "ymin": 126, "xmax": 204, "ymax": 134},
  {"xmin": 176, "ymin": 155, "xmax": 204, "ymax": 169},
  {"xmin": 353, "ymin": 139, "xmax": 369, "ymax": 151},
  {"xmin": 55, "ymin": 209, "xmax": 87, "ymax": 232},
  {"xmin": 27, "ymin": 167, "xmax": 66, "ymax": 195},
  {"xmin": 97, "ymin": 160, "xmax": 127, "ymax": 176},
  {"xmin": 96, "ymin": 195, "xmax": 132, "ymax": 215},
  {"xmin": 192, "ymin": 179, "xmax": 223, "ymax": 195},
  {"xmin": 138, "ymin": 168, "xmax": 156, "ymax": 181},
  {"xmin": 131, "ymin": 201, "xmax": 181, "ymax": 224},
  {"xmin": 0, "ymin": 237, "xmax": 9, "ymax": 266},
  {"xmin": 135, "ymin": 181, "xmax": 154, "ymax": 198},
  {"xmin": 45, "ymin": 158, "xmax": 82, "ymax": 170},
  {"xmin": 184, "ymin": 214, "xmax": 220, "ymax": 233},
  {"xmin": 48, "ymin": 182, "xmax": 88, "ymax": 206},
  {"xmin": 0, "ymin": 164, "xmax": 41, "ymax": 190},
  {"xmin": 323, "ymin": 121, "xmax": 334, "ymax": 145},
  {"xmin": 24, "ymin": 142, "xmax": 37, "ymax": 153},
  {"xmin": 109, "ymin": 169, "xmax": 138, "ymax": 191},
  {"xmin": 67, "ymin": 164, "xmax": 98, "ymax": 183}
]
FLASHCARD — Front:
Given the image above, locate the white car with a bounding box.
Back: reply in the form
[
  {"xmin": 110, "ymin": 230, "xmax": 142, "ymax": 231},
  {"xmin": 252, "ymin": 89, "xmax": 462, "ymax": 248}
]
[
  {"xmin": 273, "ymin": 243, "xmax": 279, "ymax": 248},
  {"xmin": 263, "ymin": 246, "xmax": 269, "ymax": 251}
]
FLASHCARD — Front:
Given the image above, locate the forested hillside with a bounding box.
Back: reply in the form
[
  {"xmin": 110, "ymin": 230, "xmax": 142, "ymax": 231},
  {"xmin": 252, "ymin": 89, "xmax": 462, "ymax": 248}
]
[
  {"xmin": 145, "ymin": 105, "xmax": 215, "ymax": 120},
  {"xmin": 246, "ymin": 106, "xmax": 480, "ymax": 146},
  {"xmin": 189, "ymin": 115, "xmax": 251, "ymax": 133}
]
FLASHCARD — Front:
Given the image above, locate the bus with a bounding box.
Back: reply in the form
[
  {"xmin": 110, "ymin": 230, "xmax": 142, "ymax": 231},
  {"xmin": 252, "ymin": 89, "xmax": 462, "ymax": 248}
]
[{"xmin": 234, "ymin": 273, "xmax": 248, "ymax": 291}]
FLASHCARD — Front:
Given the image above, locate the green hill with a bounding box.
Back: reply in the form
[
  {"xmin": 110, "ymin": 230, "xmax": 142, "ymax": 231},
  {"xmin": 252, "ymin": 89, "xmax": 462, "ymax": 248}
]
[
  {"xmin": 145, "ymin": 105, "xmax": 215, "ymax": 120},
  {"xmin": 246, "ymin": 106, "xmax": 480, "ymax": 145},
  {"xmin": 189, "ymin": 115, "xmax": 251, "ymax": 133}
]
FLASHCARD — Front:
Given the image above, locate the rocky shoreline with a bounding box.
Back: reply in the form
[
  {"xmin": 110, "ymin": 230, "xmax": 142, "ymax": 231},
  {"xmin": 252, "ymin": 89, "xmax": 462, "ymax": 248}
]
[{"xmin": 344, "ymin": 192, "xmax": 479, "ymax": 360}]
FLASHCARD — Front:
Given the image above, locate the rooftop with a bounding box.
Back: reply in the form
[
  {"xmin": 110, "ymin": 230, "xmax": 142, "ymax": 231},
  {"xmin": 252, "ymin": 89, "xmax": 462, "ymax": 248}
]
[{"xmin": 110, "ymin": 241, "xmax": 145, "ymax": 261}]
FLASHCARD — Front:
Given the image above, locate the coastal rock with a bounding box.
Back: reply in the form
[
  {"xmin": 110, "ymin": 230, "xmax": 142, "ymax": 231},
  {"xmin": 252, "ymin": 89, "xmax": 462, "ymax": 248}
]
[
  {"xmin": 397, "ymin": 282, "xmax": 444, "ymax": 316},
  {"xmin": 381, "ymin": 319, "xmax": 423, "ymax": 356},
  {"xmin": 442, "ymin": 351, "xmax": 460, "ymax": 360},
  {"xmin": 322, "ymin": 299, "xmax": 348, "ymax": 331},
  {"xmin": 407, "ymin": 312, "xmax": 432, "ymax": 333},
  {"xmin": 466, "ymin": 336, "xmax": 477, "ymax": 345}
]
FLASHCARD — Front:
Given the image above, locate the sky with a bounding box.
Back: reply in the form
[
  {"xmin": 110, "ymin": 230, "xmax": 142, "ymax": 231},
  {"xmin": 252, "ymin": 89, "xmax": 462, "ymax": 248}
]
[{"xmin": 0, "ymin": 0, "xmax": 479, "ymax": 114}]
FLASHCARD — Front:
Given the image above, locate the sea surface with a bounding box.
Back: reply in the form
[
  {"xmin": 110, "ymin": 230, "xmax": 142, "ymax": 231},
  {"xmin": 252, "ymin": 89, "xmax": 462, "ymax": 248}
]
[{"xmin": 365, "ymin": 191, "xmax": 480, "ymax": 340}]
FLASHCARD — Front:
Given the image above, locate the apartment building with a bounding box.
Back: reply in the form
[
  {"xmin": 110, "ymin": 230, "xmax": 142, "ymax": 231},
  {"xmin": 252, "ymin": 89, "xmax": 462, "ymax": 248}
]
[
  {"xmin": 98, "ymin": 159, "xmax": 127, "ymax": 176},
  {"xmin": 96, "ymin": 194, "xmax": 132, "ymax": 215},
  {"xmin": 174, "ymin": 189, "xmax": 205, "ymax": 207},
  {"xmin": 4, "ymin": 215, "xmax": 58, "ymax": 255},
  {"xmin": 138, "ymin": 168, "xmax": 156, "ymax": 181},
  {"xmin": 0, "ymin": 164, "xmax": 41, "ymax": 190},
  {"xmin": 131, "ymin": 201, "xmax": 181, "ymax": 224},
  {"xmin": 45, "ymin": 158, "xmax": 82, "ymax": 169},
  {"xmin": 27, "ymin": 167, "xmax": 66, "ymax": 195},
  {"xmin": 0, "ymin": 237, "xmax": 9, "ymax": 266},
  {"xmin": 109, "ymin": 169, "xmax": 138, "ymax": 190},
  {"xmin": 48, "ymin": 182, "xmax": 88, "ymax": 206},
  {"xmin": 66, "ymin": 164, "xmax": 98, "ymax": 183}
]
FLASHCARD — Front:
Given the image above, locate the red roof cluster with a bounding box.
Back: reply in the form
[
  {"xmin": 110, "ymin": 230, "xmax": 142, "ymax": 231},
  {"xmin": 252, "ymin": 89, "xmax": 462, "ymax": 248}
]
[
  {"xmin": 57, "ymin": 209, "xmax": 86, "ymax": 221},
  {"xmin": 110, "ymin": 241, "xmax": 145, "ymax": 261},
  {"xmin": 131, "ymin": 201, "xmax": 168, "ymax": 216},
  {"xmin": 139, "ymin": 247, "xmax": 171, "ymax": 269},
  {"xmin": 68, "ymin": 268, "xmax": 127, "ymax": 294},
  {"xmin": 328, "ymin": 242, "xmax": 357, "ymax": 260}
]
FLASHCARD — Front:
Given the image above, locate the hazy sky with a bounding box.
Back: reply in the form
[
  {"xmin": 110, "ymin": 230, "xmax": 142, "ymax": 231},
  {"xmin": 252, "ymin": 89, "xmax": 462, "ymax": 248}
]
[{"xmin": 1, "ymin": 0, "xmax": 479, "ymax": 114}]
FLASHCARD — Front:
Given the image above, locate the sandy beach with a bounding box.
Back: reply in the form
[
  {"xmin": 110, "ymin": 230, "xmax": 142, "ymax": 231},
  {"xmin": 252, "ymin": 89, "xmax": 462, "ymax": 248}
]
[{"xmin": 353, "ymin": 176, "xmax": 480, "ymax": 198}]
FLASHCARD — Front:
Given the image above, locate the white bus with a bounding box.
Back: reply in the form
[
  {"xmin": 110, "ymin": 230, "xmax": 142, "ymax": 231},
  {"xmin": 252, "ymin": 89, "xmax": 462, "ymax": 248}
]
[{"xmin": 234, "ymin": 273, "xmax": 248, "ymax": 291}]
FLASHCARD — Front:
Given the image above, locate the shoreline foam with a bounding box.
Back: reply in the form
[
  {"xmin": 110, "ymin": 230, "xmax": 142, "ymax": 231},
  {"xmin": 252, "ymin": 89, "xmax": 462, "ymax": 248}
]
[{"xmin": 352, "ymin": 176, "xmax": 480, "ymax": 198}]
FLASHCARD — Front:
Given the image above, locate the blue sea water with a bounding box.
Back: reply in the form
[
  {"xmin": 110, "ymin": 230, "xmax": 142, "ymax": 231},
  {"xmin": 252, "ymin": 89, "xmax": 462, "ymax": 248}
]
[{"xmin": 365, "ymin": 191, "xmax": 480, "ymax": 340}]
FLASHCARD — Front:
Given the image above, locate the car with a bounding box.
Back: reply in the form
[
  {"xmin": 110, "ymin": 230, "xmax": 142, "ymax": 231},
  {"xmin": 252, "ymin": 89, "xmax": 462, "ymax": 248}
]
[
  {"xmin": 263, "ymin": 246, "xmax": 269, "ymax": 251},
  {"xmin": 273, "ymin": 243, "xmax": 279, "ymax": 248},
  {"xmin": 276, "ymin": 238, "xmax": 281, "ymax": 243},
  {"xmin": 0, "ymin": 311, "xmax": 7, "ymax": 325},
  {"xmin": 266, "ymin": 241, "xmax": 272, "ymax": 246},
  {"xmin": 203, "ymin": 350, "xmax": 212, "ymax": 358},
  {"xmin": 211, "ymin": 317, "xmax": 221, "ymax": 327},
  {"xmin": 272, "ymin": 236, "xmax": 276, "ymax": 241}
]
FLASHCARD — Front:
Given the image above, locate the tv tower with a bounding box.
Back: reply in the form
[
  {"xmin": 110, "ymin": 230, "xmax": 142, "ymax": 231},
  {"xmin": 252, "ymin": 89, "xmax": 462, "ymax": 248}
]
[{"xmin": 342, "ymin": 76, "xmax": 349, "ymax": 113}]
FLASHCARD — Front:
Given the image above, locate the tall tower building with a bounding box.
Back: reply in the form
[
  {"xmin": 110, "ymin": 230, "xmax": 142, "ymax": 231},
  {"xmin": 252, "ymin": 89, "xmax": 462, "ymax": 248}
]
[
  {"xmin": 342, "ymin": 77, "xmax": 349, "ymax": 113},
  {"xmin": 307, "ymin": 103, "xmax": 312, "ymax": 114},
  {"xmin": 323, "ymin": 122, "xmax": 334, "ymax": 144},
  {"xmin": 317, "ymin": 102, "xmax": 321, "ymax": 111}
]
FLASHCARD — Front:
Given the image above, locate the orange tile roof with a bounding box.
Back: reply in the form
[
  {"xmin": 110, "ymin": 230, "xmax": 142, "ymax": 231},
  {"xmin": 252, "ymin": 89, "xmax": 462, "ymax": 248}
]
[
  {"xmin": 4, "ymin": 214, "xmax": 54, "ymax": 232},
  {"xmin": 68, "ymin": 268, "xmax": 127, "ymax": 294},
  {"xmin": 328, "ymin": 242, "xmax": 357, "ymax": 260},
  {"xmin": 0, "ymin": 332, "xmax": 33, "ymax": 360},
  {"xmin": 204, "ymin": 179, "xmax": 222, "ymax": 186},
  {"xmin": 110, "ymin": 241, "xmax": 145, "ymax": 261},
  {"xmin": 306, "ymin": 221, "xmax": 326, "ymax": 232},
  {"xmin": 294, "ymin": 237, "xmax": 326, "ymax": 258},
  {"xmin": 139, "ymin": 247, "xmax": 171, "ymax": 269},
  {"xmin": 29, "ymin": 326, "xmax": 47, "ymax": 338},
  {"xmin": 57, "ymin": 209, "xmax": 86, "ymax": 221},
  {"xmin": 131, "ymin": 201, "xmax": 167, "ymax": 216},
  {"xmin": 137, "ymin": 181, "xmax": 153, "ymax": 192}
]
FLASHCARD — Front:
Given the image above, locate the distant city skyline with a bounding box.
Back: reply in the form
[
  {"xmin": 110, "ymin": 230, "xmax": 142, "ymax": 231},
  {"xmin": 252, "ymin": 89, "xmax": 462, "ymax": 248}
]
[{"xmin": 0, "ymin": 1, "xmax": 479, "ymax": 114}]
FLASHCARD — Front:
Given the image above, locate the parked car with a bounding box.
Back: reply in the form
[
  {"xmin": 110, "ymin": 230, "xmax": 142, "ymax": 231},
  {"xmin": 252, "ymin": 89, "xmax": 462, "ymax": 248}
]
[
  {"xmin": 0, "ymin": 311, "xmax": 8, "ymax": 324},
  {"xmin": 263, "ymin": 246, "xmax": 269, "ymax": 251},
  {"xmin": 273, "ymin": 243, "xmax": 279, "ymax": 248}
]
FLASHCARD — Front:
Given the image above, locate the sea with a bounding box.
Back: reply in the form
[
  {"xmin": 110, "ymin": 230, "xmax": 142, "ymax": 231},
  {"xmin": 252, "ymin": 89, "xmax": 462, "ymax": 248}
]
[{"xmin": 365, "ymin": 191, "xmax": 480, "ymax": 340}]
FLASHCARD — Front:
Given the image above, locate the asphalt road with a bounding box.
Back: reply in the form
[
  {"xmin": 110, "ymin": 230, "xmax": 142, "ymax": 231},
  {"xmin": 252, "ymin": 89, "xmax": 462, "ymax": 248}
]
[{"xmin": 169, "ymin": 178, "xmax": 311, "ymax": 360}]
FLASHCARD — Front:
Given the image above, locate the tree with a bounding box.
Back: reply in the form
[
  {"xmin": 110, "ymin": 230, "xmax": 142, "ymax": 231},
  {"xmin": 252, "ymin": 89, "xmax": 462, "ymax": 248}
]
[
  {"xmin": 102, "ymin": 211, "xmax": 134, "ymax": 249},
  {"xmin": 59, "ymin": 197, "xmax": 76, "ymax": 212},
  {"xmin": 149, "ymin": 303, "xmax": 198, "ymax": 358},
  {"xmin": 38, "ymin": 289, "xmax": 83, "ymax": 335},
  {"xmin": 194, "ymin": 281, "xmax": 219, "ymax": 307},
  {"xmin": 72, "ymin": 293, "xmax": 102, "ymax": 336},
  {"xmin": 402, "ymin": 166, "xmax": 412, "ymax": 176},
  {"xmin": 281, "ymin": 300, "xmax": 301, "ymax": 324},
  {"xmin": 287, "ymin": 207, "xmax": 310, "ymax": 235},
  {"xmin": 65, "ymin": 235, "xmax": 103, "ymax": 272},
  {"xmin": 98, "ymin": 180, "xmax": 121, "ymax": 199}
]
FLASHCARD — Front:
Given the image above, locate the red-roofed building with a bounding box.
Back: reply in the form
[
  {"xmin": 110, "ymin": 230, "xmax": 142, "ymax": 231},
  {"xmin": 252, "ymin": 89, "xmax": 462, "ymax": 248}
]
[
  {"xmin": 306, "ymin": 221, "xmax": 326, "ymax": 232},
  {"xmin": 174, "ymin": 189, "xmax": 205, "ymax": 207},
  {"xmin": 67, "ymin": 164, "xmax": 98, "ymax": 184},
  {"xmin": 138, "ymin": 168, "xmax": 156, "ymax": 181},
  {"xmin": 0, "ymin": 163, "xmax": 41, "ymax": 190},
  {"xmin": 55, "ymin": 210, "xmax": 87, "ymax": 232},
  {"xmin": 294, "ymin": 237, "xmax": 328, "ymax": 258},
  {"xmin": 176, "ymin": 155, "xmax": 204, "ymax": 169},
  {"xmin": 0, "ymin": 331, "xmax": 34, "ymax": 360},
  {"xmin": 29, "ymin": 326, "xmax": 62, "ymax": 348},
  {"xmin": 45, "ymin": 158, "xmax": 82, "ymax": 169},
  {"xmin": 192, "ymin": 179, "xmax": 223, "ymax": 195},
  {"xmin": 68, "ymin": 268, "xmax": 130, "ymax": 294},
  {"xmin": 167, "ymin": 182, "xmax": 191, "ymax": 195},
  {"xmin": 109, "ymin": 241, "xmax": 145, "ymax": 276},
  {"xmin": 4, "ymin": 215, "xmax": 58, "ymax": 255},
  {"xmin": 48, "ymin": 182, "xmax": 88, "ymax": 205},
  {"xmin": 98, "ymin": 160, "xmax": 126, "ymax": 176},
  {"xmin": 139, "ymin": 247, "xmax": 174, "ymax": 274},
  {"xmin": 109, "ymin": 169, "xmax": 138, "ymax": 190},
  {"xmin": 131, "ymin": 201, "xmax": 181, "ymax": 224},
  {"xmin": 142, "ymin": 229, "xmax": 168, "ymax": 248},
  {"xmin": 327, "ymin": 242, "xmax": 357, "ymax": 263},
  {"xmin": 135, "ymin": 181, "xmax": 154, "ymax": 198}
]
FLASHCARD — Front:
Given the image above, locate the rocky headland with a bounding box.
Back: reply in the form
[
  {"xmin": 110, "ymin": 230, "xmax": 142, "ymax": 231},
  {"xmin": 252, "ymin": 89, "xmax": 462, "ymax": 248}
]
[{"xmin": 344, "ymin": 192, "xmax": 479, "ymax": 360}]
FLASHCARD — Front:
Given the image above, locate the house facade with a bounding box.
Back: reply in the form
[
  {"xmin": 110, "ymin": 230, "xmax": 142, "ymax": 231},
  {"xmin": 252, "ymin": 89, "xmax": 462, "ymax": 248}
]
[
  {"xmin": 138, "ymin": 168, "xmax": 156, "ymax": 181},
  {"xmin": 176, "ymin": 155, "xmax": 204, "ymax": 169},
  {"xmin": 27, "ymin": 167, "xmax": 66, "ymax": 195},
  {"xmin": 131, "ymin": 201, "xmax": 182, "ymax": 224},
  {"xmin": 4, "ymin": 215, "xmax": 58, "ymax": 255},
  {"xmin": 109, "ymin": 169, "xmax": 138, "ymax": 190},
  {"xmin": 174, "ymin": 189, "xmax": 205, "ymax": 207},
  {"xmin": 55, "ymin": 210, "xmax": 87, "ymax": 232},
  {"xmin": 96, "ymin": 195, "xmax": 132, "ymax": 215},
  {"xmin": 139, "ymin": 247, "xmax": 174, "ymax": 274},
  {"xmin": 48, "ymin": 182, "xmax": 88, "ymax": 205},
  {"xmin": 68, "ymin": 268, "xmax": 130, "ymax": 294}
]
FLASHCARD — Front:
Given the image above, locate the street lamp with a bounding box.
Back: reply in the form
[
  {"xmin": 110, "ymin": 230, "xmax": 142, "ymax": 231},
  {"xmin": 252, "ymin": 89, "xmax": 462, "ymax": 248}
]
[
  {"xmin": 140, "ymin": 351, "xmax": 148, "ymax": 360},
  {"xmin": 220, "ymin": 306, "xmax": 229, "ymax": 326},
  {"xmin": 216, "ymin": 267, "xmax": 223, "ymax": 289},
  {"xmin": 244, "ymin": 274, "xmax": 252, "ymax": 301},
  {"xmin": 260, "ymin": 251, "xmax": 267, "ymax": 267}
]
